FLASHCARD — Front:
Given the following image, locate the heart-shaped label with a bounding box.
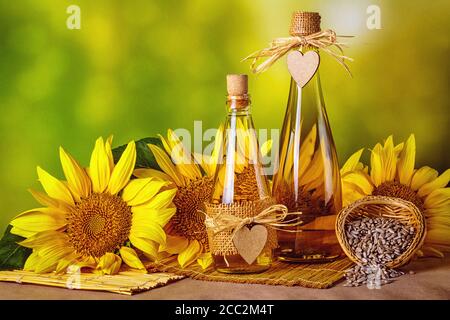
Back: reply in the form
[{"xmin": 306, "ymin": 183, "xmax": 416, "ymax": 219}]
[
  {"xmin": 232, "ymin": 225, "xmax": 268, "ymax": 265},
  {"xmin": 287, "ymin": 50, "xmax": 320, "ymax": 88}
]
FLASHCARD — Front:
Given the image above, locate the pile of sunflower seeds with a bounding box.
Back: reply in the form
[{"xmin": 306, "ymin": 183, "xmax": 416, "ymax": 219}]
[{"xmin": 344, "ymin": 216, "xmax": 415, "ymax": 287}]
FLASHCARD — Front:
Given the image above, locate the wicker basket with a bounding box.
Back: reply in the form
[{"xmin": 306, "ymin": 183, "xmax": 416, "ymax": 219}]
[{"xmin": 336, "ymin": 196, "xmax": 426, "ymax": 268}]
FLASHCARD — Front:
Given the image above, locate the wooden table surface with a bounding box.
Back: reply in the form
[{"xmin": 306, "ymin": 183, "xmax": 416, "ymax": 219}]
[{"xmin": 0, "ymin": 257, "xmax": 449, "ymax": 300}]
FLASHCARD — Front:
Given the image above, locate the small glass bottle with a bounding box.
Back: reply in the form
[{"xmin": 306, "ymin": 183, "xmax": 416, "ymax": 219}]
[
  {"xmin": 206, "ymin": 74, "xmax": 275, "ymax": 274},
  {"xmin": 272, "ymin": 12, "xmax": 343, "ymax": 263}
]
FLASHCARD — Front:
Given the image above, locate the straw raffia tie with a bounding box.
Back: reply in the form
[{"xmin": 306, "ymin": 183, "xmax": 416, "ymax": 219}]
[
  {"xmin": 243, "ymin": 29, "xmax": 353, "ymax": 75},
  {"xmin": 202, "ymin": 204, "xmax": 303, "ymax": 242}
]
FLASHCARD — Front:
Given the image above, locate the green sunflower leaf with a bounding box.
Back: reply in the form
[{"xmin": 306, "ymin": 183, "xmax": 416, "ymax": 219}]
[
  {"xmin": 0, "ymin": 225, "xmax": 32, "ymax": 270},
  {"xmin": 112, "ymin": 137, "xmax": 163, "ymax": 170}
]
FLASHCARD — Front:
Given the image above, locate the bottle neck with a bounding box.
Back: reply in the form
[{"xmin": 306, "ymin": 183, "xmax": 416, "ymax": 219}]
[{"xmin": 226, "ymin": 95, "xmax": 251, "ymax": 114}]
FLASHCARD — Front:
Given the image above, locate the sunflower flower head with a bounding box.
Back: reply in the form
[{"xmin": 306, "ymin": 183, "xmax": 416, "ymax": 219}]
[
  {"xmin": 11, "ymin": 136, "xmax": 176, "ymax": 274},
  {"xmin": 341, "ymin": 134, "xmax": 450, "ymax": 258},
  {"xmin": 135, "ymin": 129, "xmax": 218, "ymax": 268}
]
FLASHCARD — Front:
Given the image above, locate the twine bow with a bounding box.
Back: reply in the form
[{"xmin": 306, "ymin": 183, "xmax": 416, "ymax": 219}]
[
  {"xmin": 242, "ymin": 29, "xmax": 353, "ymax": 75},
  {"xmin": 203, "ymin": 204, "xmax": 303, "ymax": 241}
]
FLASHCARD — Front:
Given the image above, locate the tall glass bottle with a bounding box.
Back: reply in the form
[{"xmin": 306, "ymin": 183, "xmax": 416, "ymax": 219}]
[
  {"xmin": 207, "ymin": 74, "xmax": 275, "ymax": 273},
  {"xmin": 272, "ymin": 12, "xmax": 342, "ymax": 263}
]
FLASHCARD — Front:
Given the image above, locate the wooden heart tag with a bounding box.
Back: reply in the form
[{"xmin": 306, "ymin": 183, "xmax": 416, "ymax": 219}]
[
  {"xmin": 232, "ymin": 225, "xmax": 268, "ymax": 265},
  {"xmin": 286, "ymin": 50, "xmax": 320, "ymax": 88}
]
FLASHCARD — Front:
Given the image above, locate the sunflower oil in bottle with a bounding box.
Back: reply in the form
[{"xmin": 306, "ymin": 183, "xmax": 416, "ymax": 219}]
[
  {"xmin": 272, "ymin": 12, "xmax": 343, "ymax": 263},
  {"xmin": 207, "ymin": 74, "xmax": 275, "ymax": 273}
]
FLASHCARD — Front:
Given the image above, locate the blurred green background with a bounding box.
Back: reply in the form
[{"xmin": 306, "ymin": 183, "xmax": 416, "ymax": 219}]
[{"xmin": 0, "ymin": 0, "xmax": 449, "ymax": 233}]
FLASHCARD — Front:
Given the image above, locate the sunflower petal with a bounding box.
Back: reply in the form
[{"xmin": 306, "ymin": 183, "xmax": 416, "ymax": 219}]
[
  {"xmin": 342, "ymin": 187, "xmax": 366, "ymax": 207},
  {"xmin": 122, "ymin": 178, "xmax": 170, "ymax": 206},
  {"xmin": 425, "ymin": 228, "xmax": 450, "ymax": 245},
  {"xmin": 55, "ymin": 252, "xmax": 81, "ymax": 274},
  {"xmin": 423, "ymin": 244, "xmax": 450, "ymax": 253},
  {"xmin": 370, "ymin": 143, "xmax": 383, "ymax": 187},
  {"xmin": 140, "ymin": 188, "xmax": 177, "ymax": 210},
  {"xmin": 23, "ymin": 251, "xmax": 41, "ymax": 271},
  {"xmin": 119, "ymin": 246, "xmax": 146, "ymax": 270},
  {"xmin": 89, "ymin": 137, "xmax": 111, "ymax": 193},
  {"xmin": 105, "ymin": 135, "xmax": 115, "ymax": 172},
  {"xmin": 178, "ymin": 240, "xmax": 202, "ymax": 268},
  {"xmin": 424, "ymin": 188, "xmax": 450, "ymax": 209},
  {"xmin": 418, "ymin": 169, "xmax": 450, "ymax": 197},
  {"xmin": 260, "ymin": 139, "xmax": 273, "ymax": 157},
  {"xmin": 31, "ymin": 234, "xmax": 69, "ymax": 258},
  {"xmin": 300, "ymin": 149, "xmax": 323, "ymax": 186},
  {"xmin": 298, "ymin": 125, "xmax": 317, "ymax": 179},
  {"xmin": 37, "ymin": 167, "xmax": 74, "ymax": 205},
  {"xmin": 10, "ymin": 208, "xmax": 67, "ymax": 237},
  {"xmin": 411, "ymin": 166, "xmax": 439, "ymax": 191},
  {"xmin": 35, "ymin": 245, "xmax": 73, "ymax": 273},
  {"xmin": 60, "ymin": 147, "xmax": 91, "ymax": 201},
  {"xmin": 158, "ymin": 133, "xmax": 172, "ymax": 155},
  {"xmin": 341, "ymin": 148, "xmax": 364, "ymax": 174},
  {"xmin": 149, "ymin": 144, "xmax": 185, "ymax": 186},
  {"xmin": 96, "ymin": 252, "xmax": 122, "ymax": 275},
  {"xmin": 129, "ymin": 235, "xmax": 159, "ymax": 259},
  {"xmin": 167, "ymin": 129, "xmax": 202, "ymax": 181},
  {"xmin": 397, "ymin": 134, "xmax": 415, "ymax": 186},
  {"xmin": 341, "ymin": 172, "xmax": 373, "ymax": 195},
  {"xmin": 134, "ymin": 168, "xmax": 174, "ymax": 183},
  {"xmin": 193, "ymin": 152, "xmax": 214, "ymax": 177},
  {"xmin": 209, "ymin": 124, "xmax": 224, "ymax": 175},
  {"xmin": 19, "ymin": 230, "xmax": 67, "ymax": 249},
  {"xmin": 419, "ymin": 246, "xmax": 445, "ymax": 258},
  {"xmin": 193, "ymin": 136, "xmax": 222, "ymax": 177},
  {"xmin": 68, "ymin": 256, "xmax": 97, "ymax": 273},
  {"xmin": 108, "ymin": 141, "xmax": 136, "ymax": 195},
  {"xmin": 427, "ymin": 216, "xmax": 450, "ymax": 228},
  {"xmin": 197, "ymin": 252, "xmax": 214, "ymax": 270},
  {"xmin": 423, "ymin": 203, "xmax": 450, "ymax": 217},
  {"xmin": 382, "ymin": 136, "xmax": 396, "ymax": 182},
  {"xmin": 122, "ymin": 177, "xmax": 153, "ymax": 203},
  {"xmin": 130, "ymin": 222, "xmax": 166, "ymax": 245},
  {"xmin": 132, "ymin": 207, "xmax": 176, "ymax": 227},
  {"xmin": 159, "ymin": 235, "xmax": 189, "ymax": 254},
  {"xmin": 394, "ymin": 142, "xmax": 404, "ymax": 156},
  {"xmin": 235, "ymin": 118, "xmax": 249, "ymax": 160},
  {"xmin": 28, "ymin": 189, "xmax": 60, "ymax": 208},
  {"xmin": 10, "ymin": 226, "xmax": 34, "ymax": 238}
]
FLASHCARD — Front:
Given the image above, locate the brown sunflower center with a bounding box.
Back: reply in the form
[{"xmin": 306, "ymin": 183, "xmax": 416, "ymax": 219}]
[
  {"xmin": 68, "ymin": 193, "xmax": 132, "ymax": 257},
  {"xmin": 170, "ymin": 176, "xmax": 213, "ymax": 247},
  {"xmin": 373, "ymin": 181, "xmax": 424, "ymax": 211}
]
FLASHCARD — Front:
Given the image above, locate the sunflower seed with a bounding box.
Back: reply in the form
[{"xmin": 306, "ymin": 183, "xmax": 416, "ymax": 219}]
[{"xmin": 344, "ymin": 216, "xmax": 415, "ymax": 287}]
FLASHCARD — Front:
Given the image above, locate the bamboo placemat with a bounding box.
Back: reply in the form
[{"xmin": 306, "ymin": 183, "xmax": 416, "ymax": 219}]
[
  {"xmin": 147, "ymin": 256, "xmax": 354, "ymax": 289},
  {"xmin": 0, "ymin": 270, "xmax": 185, "ymax": 295}
]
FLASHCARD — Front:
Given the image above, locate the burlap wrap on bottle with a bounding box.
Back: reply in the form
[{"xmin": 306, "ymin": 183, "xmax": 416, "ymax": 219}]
[{"xmin": 204, "ymin": 198, "xmax": 278, "ymax": 257}]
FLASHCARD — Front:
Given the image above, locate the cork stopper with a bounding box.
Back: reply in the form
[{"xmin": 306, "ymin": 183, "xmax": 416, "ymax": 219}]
[
  {"xmin": 226, "ymin": 74, "xmax": 248, "ymax": 96},
  {"xmin": 289, "ymin": 11, "xmax": 321, "ymax": 36}
]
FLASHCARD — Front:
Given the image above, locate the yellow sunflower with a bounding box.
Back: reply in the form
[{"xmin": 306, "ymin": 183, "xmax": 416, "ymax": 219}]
[
  {"xmin": 10, "ymin": 136, "xmax": 176, "ymax": 274},
  {"xmin": 341, "ymin": 135, "xmax": 450, "ymax": 257},
  {"xmin": 134, "ymin": 129, "xmax": 220, "ymax": 269},
  {"xmin": 134, "ymin": 125, "xmax": 272, "ymax": 269}
]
